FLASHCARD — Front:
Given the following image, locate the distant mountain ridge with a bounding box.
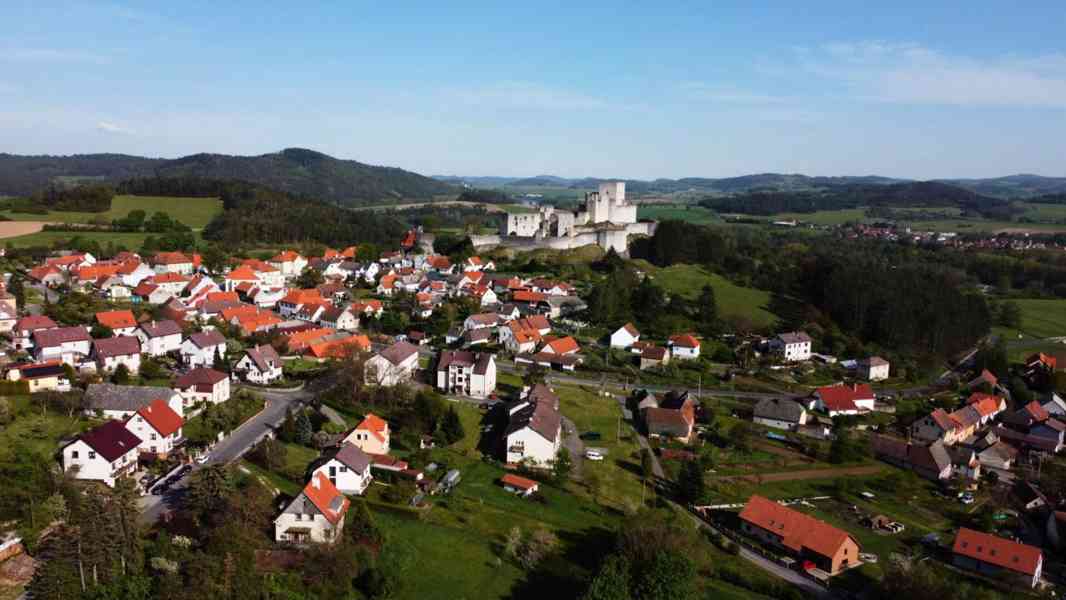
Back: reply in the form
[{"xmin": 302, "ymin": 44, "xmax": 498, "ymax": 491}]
[
  {"xmin": 436, "ymin": 172, "xmax": 1066, "ymax": 199},
  {"xmin": 0, "ymin": 148, "xmax": 455, "ymax": 206}
]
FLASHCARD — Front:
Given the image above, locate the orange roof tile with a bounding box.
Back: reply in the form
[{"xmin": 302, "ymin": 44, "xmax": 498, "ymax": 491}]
[
  {"xmin": 301, "ymin": 472, "xmax": 350, "ymax": 525},
  {"xmin": 952, "ymin": 527, "xmax": 1041, "ymax": 576},
  {"xmin": 669, "ymin": 334, "xmax": 701, "ymax": 349},
  {"xmin": 356, "ymin": 413, "xmax": 389, "ymax": 443},
  {"xmin": 307, "ymin": 334, "xmax": 370, "ymax": 359},
  {"xmin": 739, "ymin": 495, "xmax": 858, "ymax": 559},
  {"xmin": 133, "ymin": 399, "xmax": 183, "ymax": 437},
  {"xmin": 95, "ymin": 310, "xmax": 137, "ymax": 330},
  {"xmin": 544, "ymin": 336, "xmax": 579, "ymax": 354}
]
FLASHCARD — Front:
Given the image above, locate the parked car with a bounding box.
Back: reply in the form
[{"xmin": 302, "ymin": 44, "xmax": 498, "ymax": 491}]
[
  {"xmin": 958, "ymin": 492, "xmax": 975, "ymax": 505},
  {"xmin": 585, "ymin": 449, "xmax": 604, "ymax": 461},
  {"xmin": 886, "ymin": 522, "xmax": 905, "ymax": 534}
]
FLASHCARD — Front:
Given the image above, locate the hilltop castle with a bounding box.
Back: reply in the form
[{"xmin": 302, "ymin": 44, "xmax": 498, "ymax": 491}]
[{"xmin": 473, "ymin": 182, "xmax": 655, "ymax": 254}]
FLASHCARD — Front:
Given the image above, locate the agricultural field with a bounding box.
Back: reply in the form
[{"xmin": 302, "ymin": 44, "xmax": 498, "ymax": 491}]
[
  {"xmin": 637, "ymin": 203, "xmax": 719, "ymax": 224},
  {"xmin": 636, "ymin": 261, "xmax": 778, "ymax": 327},
  {"xmin": 739, "ymin": 205, "xmax": 1066, "ymax": 233},
  {"xmin": 1, "ymin": 229, "xmax": 205, "ymax": 249},
  {"xmin": 0, "ymin": 195, "xmax": 223, "ymax": 229},
  {"xmin": 1001, "ymin": 298, "xmax": 1066, "ymax": 339}
]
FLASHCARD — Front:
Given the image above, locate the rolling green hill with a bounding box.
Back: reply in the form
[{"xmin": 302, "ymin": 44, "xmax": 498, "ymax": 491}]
[
  {"xmin": 1, "ymin": 195, "xmax": 223, "ymax": 228},
  {"xmin": 0, "ymin": 148, "xmax": 456, "ymax": 206}
]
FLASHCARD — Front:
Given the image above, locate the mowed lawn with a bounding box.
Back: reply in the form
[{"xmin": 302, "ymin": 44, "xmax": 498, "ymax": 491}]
[
  {"xmin": 3, "ymin": 229, "xmax": 205, "ymax": 249},
  {"xmin": 1006, "ymin": 299, "xmax": 1066, "ymax": 339},
  {"xmin": 637, "ymin": 204, "xmax": 719, "ymax": 224},
  {"xmin": 641, "ymin": 262, "xmax": 777, "ymax": 327},
  {"xmin": 1, "ymin": 195, "xmax": 223, "ymax": 229}
]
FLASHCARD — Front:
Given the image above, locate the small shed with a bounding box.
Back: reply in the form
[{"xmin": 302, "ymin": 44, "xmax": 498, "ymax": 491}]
[{"xmin": 500, "ymin": 474, "xmax": 539, "ymax": 497}]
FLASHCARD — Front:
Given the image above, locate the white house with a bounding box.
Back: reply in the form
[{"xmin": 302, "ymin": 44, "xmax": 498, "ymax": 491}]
[
  {"xmin": 14, "ymin": 315, "xmax": 58, "ymax": 351},
  {"xmin": 91, "ymin": 336, "xmax": 142, "ymax": 374},
  {"xmin": 364, "ymin": 341, "xmax": 419, "ymax": 386},
  {"xmin": 274, "ymin": 473, "xmax": 350, "ymax": 545},
  {"xmin": 269, "ymin": 251, "xmax": 308, "ymax": 278},
  {"xmin": 610, "ymin": 323, "xmax": 640, "ymax": 349},
  {"xmin": 33, "ymin": 326, "xmax": 92, "ymax": 366},
  {"xmin": 95, "ymin": 310, "xmax": 139, "ymax": 337},
  {"xmin": 119, "ymin": 262, "xmax": 155, "ymax": 287},
  {"xmin": 151, "ymin": 251, "xmax": 195, "ymax": 275},
  {"xmin": 136, "ymin": 320, "xmax": 183, "ymax": 356},
  {"xmin": 123, "ymin": 399, "xmax": 184, "ymax": 458},
  {"xmin": 504, "ymin": 385, "xmax": 562, "ymax": 466},
  {"xmin": 311, "ymin": 443, "xmax": 373, "ymax": 495},
  {"xmin": 180, "ymin": 330, "xmax": 227, "ymax": 369},
  {"xmin": 814, "ymin": 384, "xmax": 876, "ymax": 417},
  {"xmin": 172, "ymin": 367, "xmax": 231, "ymax": 411},
  {"xmin": 436, "ymin": 350, "xmax": 497, "ymax": 399},
  {"xmin": 235, "ymin": 345, "xmax": 283, "ymax": 384},
  {"xmin": 319, "ymin": 306, "xmax": 360, "ymax": 331},
  {"xmin": 668, "ymin": 334, "xmax": 701, "ymax": 360},
  {"xmin": 752, "ymin": 398, "xmax": 809, "ymax": 431},
  {"xmin": 774, "ymin": 331, "xmax": 812, "ymax": 362},
  {"xmin": 61, "ymin": 420, "xmax": 141, "ymax": 487},
  {"xmin": 343, "ymin": 413, "xmax": 390, "ymax": 455},
  {"xmin": 859, "ymin": 356, "xmax": 890, "ymax": 381}
]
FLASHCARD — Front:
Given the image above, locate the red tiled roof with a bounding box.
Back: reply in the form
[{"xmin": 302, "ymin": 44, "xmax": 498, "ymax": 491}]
[
  {"xmin": 134, "ymin": 399, "xmax": 183, "ymax": 437},
  {"xmin": 173, "ymin": 367, "xmax": 227, "ymax": 388},
  {"xmin": 967, "ymin": 393, "xmax": 1003, "ymax": 418},
  {"xmin": 356, "ymin": 413, "xmax": 388, "ymax": 444},
  {"xmin": 225, "ymin": 267, "xmax": 260, "ymax": 281},
  {"xmin": 151, "ymin": 272, "xmax": 190, "ymax": 284},
  {"xmin": 543, "ymin": 336, "xmax": 579, "ymax": 355},
  {"xmin": 952, "ymin": 527, "xmax": 1041, "ymax": 576},
  {"xmin": 95, "ymin": 310, "xmax": 137, "ymax": 330},
  {"xmin": 669, "ymin": 334, "xmax": 700, "ymax": 349},
  {"xmin": 512, "ymin": 290, "xmax": 547, "ymax": 303},
  {"xmin": 500, "ymin": 474, "xmax": 539, "ymax": 491},
  {"xmin": 152, "ymin": 251, "xmax": 191, "ymax": 265},
  {"xmin": 271, "ymin": 250, "xmax": 302, "ymax": 263},
  {"xmin": 307, "ymin": 334, "xmax": 370, "ymax": 359},
  {"xmin": 1023, "ymin": 400, "xmax": 1051, "ymax": 423},
  {"xmin": 301, "ymin": 472, "xmax": 350, "ymax": 525},
  {"xmin": 739, "ymin": 495, "xmax": 858, "ymax": 559},
  {"xmin": 815, "ymin": 384, "xmax": 874, "ymax": 412}
]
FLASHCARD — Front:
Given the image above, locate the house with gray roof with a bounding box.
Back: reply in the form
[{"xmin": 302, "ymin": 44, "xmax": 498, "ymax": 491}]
[
  {"xmin": 753, "ymin": 398, "xmax": 808, "ymax": 431},
  {"xmin": 436, "ymin": 350, "xmax": 496, "ymax": 399},
  {"xmin": 84, "ymin": 382, "xmax": 184, "ymax": 419},
  {"xmin": 235, "ymin": 344, "xmax": 282, "ymax": 384},
  {"xmin": 504, "ymin": 386, "xmax": 562, "ymax": 466},
  {"xmin": 311, "ymin": 442, "xmax": 373, "ymax": 495}
]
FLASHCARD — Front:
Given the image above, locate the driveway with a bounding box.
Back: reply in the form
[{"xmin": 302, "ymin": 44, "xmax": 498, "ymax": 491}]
[{"xmin": 560, "ymin": 416, "xmax": 584, "ymax": 479}]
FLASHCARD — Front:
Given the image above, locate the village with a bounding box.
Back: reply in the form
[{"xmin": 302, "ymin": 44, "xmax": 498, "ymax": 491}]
[{"xmin": 0, "ymin": 221, "xmax": 1061, "ymax": 600}]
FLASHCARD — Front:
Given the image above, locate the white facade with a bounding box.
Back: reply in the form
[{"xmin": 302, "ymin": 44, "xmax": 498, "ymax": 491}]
[
  {"xmin": 36, "ymin": 339, "xmax": 91, "ymax": 366},
  {"xmin": 235, "ymin": 353, "xmax": 283, "ymax": 384},
  {"xmin": 670, "ymin": 345, "xmax": 700, "ymax": 360},
  {"xmin": 312, "ymin": 458, "xmax": 372, "ymax": 495},
  {"xmin": 780, "ymin": 341, "xmax": 811, "ymax": 362},
  {"xmin": 506, "ymin": 426, "xmax": 560, "ymax": 466},
  {"xmin": 364, "ymin": 353, "xmax": 418, "ymax": 386},
  {"xmin": 436, "ymin": 354, "xmax": 497, "ymax": 399},
  {"xmin": 62, "ymin": 439, "xmax": 138, "ymax": 488},
  {"xmin": 124, "ymin": 414, "xmax": 182, "ymax": 457},
  {"xmin": 609, "ymin": 326, "xmax": 639, "ymax": 349},
  {"xmin": 175, "ymin": 378, "xmax": 231, "ymax": 409},
  {"xmin": 180, "ymin": 338, "xmax": 225, "ymax": 369},
  {"xmin": 137, "ymin": 330, "xmax": 182, "ymax": 356},
  {"xmin": 97, "ymin": 351, "xmax": 141, "ymax": 374}
]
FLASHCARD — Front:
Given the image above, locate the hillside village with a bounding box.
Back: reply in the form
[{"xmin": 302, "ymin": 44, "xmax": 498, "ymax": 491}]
[{"xmin": 0, "ymin": 209, "xmax": 1063, "ymax": 600}]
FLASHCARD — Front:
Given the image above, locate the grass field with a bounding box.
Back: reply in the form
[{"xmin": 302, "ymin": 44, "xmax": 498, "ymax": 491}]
[
  {"xmin": 741, "ymin": 205, "xmax": 1066, "ymax": 233},
  {"xmin": 2, "ymin": 229, "xmax": 205, "ymax": 249},
  {"xmin": 637, "ymin": 204, "xmax": 719, "ymax": 224},
  {"xmin": 636, "ymin": 261, "xmax": 777, "ymax": 327},
  {"xmin": 997, "ymin": 299, "xmax": 1066, "ymax": 339},
  {"xmin": 1, "ymin": 195, "xmax": 223, "ymax": 229}
]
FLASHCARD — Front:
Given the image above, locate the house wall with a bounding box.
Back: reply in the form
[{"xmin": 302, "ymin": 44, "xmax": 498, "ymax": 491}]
[
  {"xmin": 506, "ymin": 427, "xmax": 559, "ymax": 465},
  {"xmin": 181, "ymin": 342, "xmax": 225, "ymax": 368},
  {"xmin": 610, "ymin": 329, "xmax": 637, "ymax": 348},
  {"xmin": 37, "ymin": 340, "xmax": 91, "ymax": 365},
  {"xmin": 754, "ymin": 416, "xmax": 801, "ymax": 431},
  {"xmin": 952, "ymin": 554, "xmax": 1040, "ymax": 589},
  {"xmin": 671, "ymin": 345, "xmax": 700, "ymax": 359},
  {"xmin": 138, "ymin": 332, "xmax": 182, "ymax": 356},
  {"xmin": 97, "ymin": 353, "xmax": 141, "ymax": 374},
  {"xmin": 236, "ymin": 355, "xmax": 282, "ymax": 384},
  {"xmin": 125, "ymin": 415, "xmax": 181, "ymax": 457},
  {"xmin": 864, "ymin": 364, "xmax": 890, "ymax": 381},
  {"xmin": 782, "ymin": 342, "xmax": 811, "ymax": 362},
  {"xmin": 365, "ymin": 354, "xmax": 416, "ymax": 386},
  {"xmin": 910, "ymin": 417, "xmax": 948, "ymax": 444},
  {"xmin": 176, "ymin": 379, "xmax": 230, "ymax": 412},
  {"xmin": 345, "ymin": 429, "xmax": 389, "ymax": 455},
  {"xmin": 274, "ymin": 510, "xmax": 344, "ymax": 544},
  {"xmin": 313, "ymin": 459, "xmax": 372, "ymax": 495},
  {"xmin": 62, "ymin": 439, "xmax": 137, "ymax": 487}
]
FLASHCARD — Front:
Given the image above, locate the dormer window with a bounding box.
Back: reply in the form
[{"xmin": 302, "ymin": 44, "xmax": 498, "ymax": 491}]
[{"xmin": 89, "ymin": 451, "xmax": 96, "ymax": 459}]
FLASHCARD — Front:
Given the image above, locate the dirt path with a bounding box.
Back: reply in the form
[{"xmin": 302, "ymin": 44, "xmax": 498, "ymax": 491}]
[
  {"xmin": 0, "ymin": 221, "xmax": 51, "ymax": 238},
  {"xmin": 717, "ymin": 464, "xmax": 883, "ymax": 483},
  {"xmin": 753, "ymin": 441, "xmax": 816, "ymax": 463}
]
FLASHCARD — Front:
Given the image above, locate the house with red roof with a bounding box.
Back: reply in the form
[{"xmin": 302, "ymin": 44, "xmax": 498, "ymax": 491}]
[
  {"xmin": 952, "ymin": 527, "xmax": 1043, "ymax": 588},
  {"xmin": 813, "ymin": 384, "xmax": 875, "ymax": 417},
  {"xmin": 344, "ymin": 413, "xmax": 390, "ymax": 454},
  {"xmin": 151, "ymin": 251, "xmax": 195, "ymax": 275},
  {"xmin": 540, "ymin": 336, "xmax": 580, "ymax": 356},
  {"xmin": 668, "ymin": 334, "xmax": 701, "ymax": 359},
  {"xmin": 500, "ymin": 473, "xmax": 539, "ymax": 497},
  {"xmin": 29, "ymin": 264, "xmax": 64, "ymax": 286},
  {"xmin": 274, "ymin": 472, "xmax": 351, "ymax": 544},
  {"xmin": 61, "ymin": 420, "xmax": 141, "ymax": 487},
  {"xmin": 610, "ymin": 323, "xmax": 640, "ymax": 349},
  {"xmin": 967, "ymin": 392, "xmax": 1007, "ymax": 425},
  {"xmin": 269, "ymin": 250, "xmax": 308, "ymax": 278},
  {"xmin": 968, "ymin": 368, "xmax": 999, "ymax": 391},
  {"xmin": 172, "ymin": 367, "xmax": 231, "ymax": 410},
  {"xmin": 739, "ymin": 495, "xmax": 862, "ymax": 576},
  {"xmin": 911, "ymin": 405, "xmax": 983, "ymax": 446},
  {"xmin": 124, "ymin": 399, "xmax": 184, "ymax": 458},
  {"xmin": 376, "ymin": 274, "xmax": 397, "ymax": 296},
  {"xmin": 95, "ymin": 309, "xmax": 138, "ymax": 336}
]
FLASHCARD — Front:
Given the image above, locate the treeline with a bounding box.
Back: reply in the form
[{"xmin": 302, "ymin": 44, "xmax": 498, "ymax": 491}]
[
  {"xmin": 634, "ymin": 220, "xmax": 990, "ymax": 357},
  {"xmin": 202, "ymin": 181, "xmax": 408, "ymax": 247},
  {"xmin": 0, "ymin": 184, "xmax": 115, "ymax": 213},
  {"xmin": 1026, "ymin": 192, "xmax": 1066, "ymax": 204},
  {"xmin": 700, "ymin": 181, "xmax": 1010, "ymax": 218},
  {"xmin": 455, "ymin": 188, "xmax": 512, "ymax": 204}
]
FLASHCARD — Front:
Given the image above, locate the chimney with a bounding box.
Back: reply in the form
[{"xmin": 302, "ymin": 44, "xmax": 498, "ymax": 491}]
[{"xmin": 311, "ymin": 475, "xmax": 321, "ymax": 489}]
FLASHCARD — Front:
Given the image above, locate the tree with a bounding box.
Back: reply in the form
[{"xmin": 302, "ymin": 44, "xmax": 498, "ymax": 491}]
[
  {"xmin": 294, "ymin": 411, "xmax": 314, "ymax": 446},
  {"xmin": 295, "ymin": 267, "xmax": 324, "ymax": 289},
  {"xmin": 347, "ymin": 499, "xmax": 383, "ymax": 545},
  {"xmin": 90, "ymin": 324, "xmax": 114, "ymax": 339},
  {"xmin": 632, "ymin": 551, "xmax": 697, "ymax": 600},
  {"xmin": 582, "ymin": 554, "xmax": 631, "ymax": 600},
  {"xmin": 997, "ymin": 301, "xmax": 1022, "ymax": 329},
  {"xmin": 7, "ymin": 275, "xmax": 25, "ymax": 308},
  {"xmin": 675, "ymin": 459, "xmax": 704, "ymax": 505},
  {"xmin": 696, "ymin": 285, "xmax": 718, "ymax": 334},
  {"xmin": 201, "ymin": 244, "xmax": 227, "ymax": 274},
  {"xmin": 184, "ymin": 465, "xmax": 234, "ymax": 526},
  {"xmin": 112, "ymin": 363, "xmax": 131, "ymax": 385},
  {"xmin": 973, "ymin": 338, "xmax": 1008, "ymax": 379},
  {"xmin": 248, "ymin": 438, "xmax": 287, "ymax": 471},
  {"xmin": 138, "ymin": 357, "xmax": 165, "ymax": 380},
  {"xmin": 552, "ymin": 447, "xmax": 573, "ymax": 484},
  {"xmin": 1008, "ymin": 376, "xmax": 1033, "ymax": 405},
  {"xmin": 439, "ymin": 406, "xmax": 465, "ymax": 445},
  {"xmin": 640, "ymin": 449, "xmax": 655, "ymax": 479},
  {"xmin": 727, "ymin": 421, "xmax": 752, "ymax": 453}
]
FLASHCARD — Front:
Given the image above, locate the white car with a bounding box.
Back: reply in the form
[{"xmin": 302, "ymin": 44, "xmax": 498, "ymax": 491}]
[
  {"xmin": 959, "ymin": 493, "xmax": 975, "ymax": 505},
  {"xmin": 585, "ymin": 449, "xmax": 604, "ymax": 461},
  {"xmin": 887, "ymin": 522, "xmax": 905, "ymax": 534}
]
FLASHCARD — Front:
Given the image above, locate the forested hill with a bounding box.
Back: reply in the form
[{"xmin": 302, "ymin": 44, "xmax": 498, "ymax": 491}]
[{"xmin": 0, "ymin": 148, "xmax": 456, "ymax": 206}]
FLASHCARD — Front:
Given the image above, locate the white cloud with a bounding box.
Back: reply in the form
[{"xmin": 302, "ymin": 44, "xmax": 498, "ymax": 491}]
[
  {"xmin": 793, "ymin": 42, "xmax": 1066, "ymax": 109},
  {"xmin": 96, "ymin": 121, "xmax": 135, "ymax": 135}
]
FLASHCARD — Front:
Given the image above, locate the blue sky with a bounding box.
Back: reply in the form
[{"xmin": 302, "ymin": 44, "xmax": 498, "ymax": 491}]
[{"xmin": 2, "ymin": 1, "xmax": 1065, "ymax": 179}]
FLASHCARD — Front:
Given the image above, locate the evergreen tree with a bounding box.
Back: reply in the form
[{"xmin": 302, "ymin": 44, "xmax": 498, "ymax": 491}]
[
  {"xmin": 112, "ymin": 363, "xmax": 131, "ymax": 385},
  {"xmin": 294, "ymin": 411, "xmax": 314, "ymax": 446},
  {"xmin": 631, "ymin": 551, "xmax": 697, "ymax": 600},
  {"xmin": 675, "ymin": 460, "xmax": 704, "ymax": 505},
  {"xmin": 696, "ymin": 285, "xmax": 718, "ymax": 334},
  {"xmin": 25, "ymin": 524, "xmax": 83, "ymax": 600},
  {"xmin": 295, "ymin": 267, "xmax": 324, "ymax": 289},
  {"xmin": 278, "ymin": 408, "xmax": 298, "ymax": 443},
  {"xmin": 347, "ymin": 499, "xmax": 383, "ymax": 545},
  {"xmin": 440, "ymin": 406, "xmax": 465, "ymax": 445}
]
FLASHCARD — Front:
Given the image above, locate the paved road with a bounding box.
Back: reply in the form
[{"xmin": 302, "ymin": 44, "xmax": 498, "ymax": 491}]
[
  {"xmin": 138, "ymin": 378, "xmax": 331, "ymax": 524},
  {"xmin": 560, "ymin": 416, "xmax": 585, "ymax": 479}
]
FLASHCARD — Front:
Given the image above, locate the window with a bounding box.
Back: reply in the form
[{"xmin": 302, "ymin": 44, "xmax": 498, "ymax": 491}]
[
  {"xmin": 71, "ymin": 451, "xmax": 79, "ymax": 459},
  {"xmin": 151, "ymin": 434, "xmax": 158, "ymax": 441},
  {"xmin": 339, "ymin": 466, "xmax": 347, "ymax": 472},
  {"xmin": 89, "ymin": 451, "xmax": 96, "ymax": 459}
]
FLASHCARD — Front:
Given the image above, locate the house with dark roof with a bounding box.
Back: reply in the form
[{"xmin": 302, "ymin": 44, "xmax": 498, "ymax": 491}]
[
  {"xmin": 13, "ymin": 315, "xmax": 58, "ymax": 351},
  {"xmin": 172, "ymin": 367, "xmax": 231, "ymax": 410},
  {"xmin": 84, "ymin": 382, "xmax": 185, "ymax": 419},
  {"xmin": 739, "ymin": 495, "xmax": 861, "ymax": 575},
  {"xmin": 952, "ymin": 527, "xmax": 1043, "ymax": 588},
  {"xmin": 858, "ymin": 356, "xmax": 890, "ymax": 381},
  {"xmin": 639, "ymin": 345, "xmax": 670, "ymax": 370},
  {"xmin": 136, "ymin": 320, "xmax": 183, "ymax": 356},
  {"xmin": 311, "ymin": 443, "xmax": 373, "ymax": 495},
  {"xmin": 504, "ymin": 385, "xmax": 562, "ymax": 466},
  {"xmin": 437, "ymin": 350, "xmax": 497, "ymax": 399},
  {"xmin": 641, "ymin": 391, "xmax": 697, "ymax": 442},
  {"xmin": 4, "ymin": 360, "xmax": 66, "ymax": 393},
  {"xmin": 870, "ymin": 434, "xmax": 952, "ymax": 481},
  {"xmin": 180, "ymin": 329, "xmax": 227, "ymax": 369},
  {"xmin": 124, "ymin": 399, "xmax": 184, "ymax": 458},
  {"xmin": 235, "ymin": 344, "xmax": 283, "ymax": 384},
  {"xmin": 33, "ymin": 326, "xmax": 91, "ymax": 366},
  {"xmin": 91, "ymin": 335, "xmax": 142, "ymax": 373},
  {"xmin": 773, "ymin": 331, "xmax": 812, "ymax": 362},
  {"xmin": 61, "ymin": 420, "xmax": 142, "ymax": 487},
  {"xmin": 753, "ymin": 398, "xmax": 808, "ymax": 431},
  {"xmin": 364, "ymin": 341, "xmax": 419, "ymax": 386},
  {"xmin": 274, "ymin": 473, "xmax": 350, "ymax": 545}
]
